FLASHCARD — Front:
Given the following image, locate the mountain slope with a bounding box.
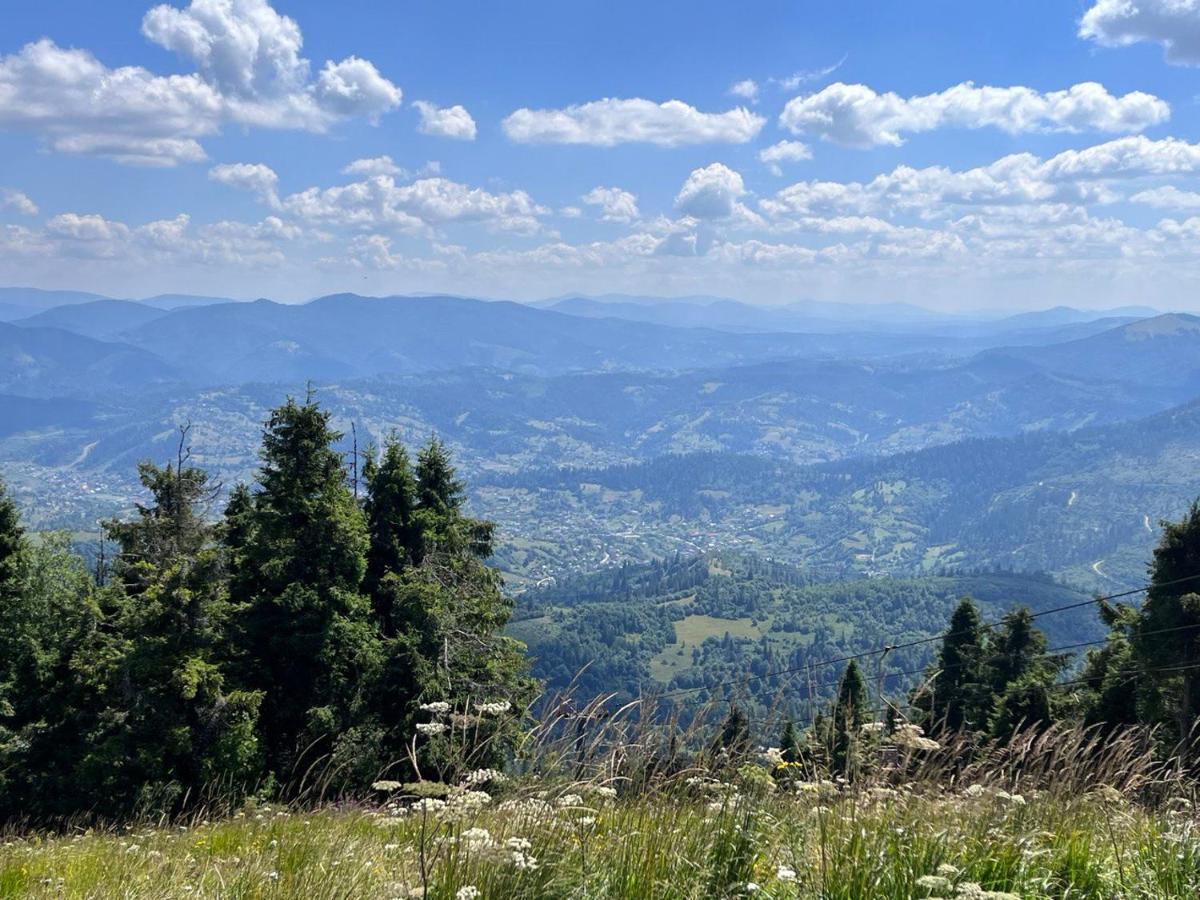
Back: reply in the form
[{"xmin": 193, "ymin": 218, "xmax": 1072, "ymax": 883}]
[
  {"xmin": 480, "ymin": 398, "xmax": 1200, "ymax": 586},
  {"xmin": 982, "ymin": 314, "xmax": 1200, "ymax": 389},
  {"xmin": 0, "ymin": 322, "xmax": 178, "ymax": 396},
  {"xmin": 118, "ymin": 293, "xmax": 975, "ymax": 381},
  {"xmin": 16, "ymin": 300, "xmax": 170, "ymax": 340}
]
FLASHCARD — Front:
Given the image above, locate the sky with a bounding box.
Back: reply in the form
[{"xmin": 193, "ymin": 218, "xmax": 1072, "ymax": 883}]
[{"xmin": 3, "ymin": 0, "xmax": 1200, "ymax": 310}]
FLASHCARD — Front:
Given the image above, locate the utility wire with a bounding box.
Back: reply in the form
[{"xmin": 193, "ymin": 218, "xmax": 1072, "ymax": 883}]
[{"xmin": 650, "ymin": 572, "xmax": 1200, "ymax": 702}]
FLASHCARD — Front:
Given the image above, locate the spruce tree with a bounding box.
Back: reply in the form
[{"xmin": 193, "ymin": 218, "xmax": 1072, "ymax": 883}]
[
  {"xmin": 831, "ymin": 660, "xmax": 866, "ymax": 776},
  {"xmin": 234, "ymin": 396, "xmax": 378, "ymax": 768},
  {"xmin": 926, "ymin": 598, "xmax": 988, "ymax": 733},
  {"xmin": 363, "ymin": 436, "xmax": 419, "ymax": 629},
  {"xmin": 779, "ymin": 719, "xmax": 802, "ymax": 763},
  {"xmin": 81, "ymin": 456, "xmax": 262, "ymax": 813},
  {"xmin": 1132, "ymin": 501, "xmax": 1200, "ymax": 742}
]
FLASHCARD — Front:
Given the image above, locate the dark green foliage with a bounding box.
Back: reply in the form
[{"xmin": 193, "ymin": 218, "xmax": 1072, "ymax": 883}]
[
  {"xmin": 830, "ymin": 661, "xmax": 866, "ymax": 776},
  {"xmin": 0, "ymin": 395, "xmax": 532, "ymax": 823},
  {"xmin": 780, "ymin": 720, "xmax": 802, "ymax": 764},
  {"xmin": 714, "ymin": 705, "xmax": 750, "ymax": 758},
  {"xmin": 925, "ymin": 599, "xmax": 989, "ymax": 734},
  {"xmin": 231, "ymin": 397, "xmax": 376, "ymax": 767}
]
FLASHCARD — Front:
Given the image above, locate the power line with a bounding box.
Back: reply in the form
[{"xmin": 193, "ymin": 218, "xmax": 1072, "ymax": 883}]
[{"xmin": 650, "ymin": 572, "xmax": 1200, "ymax": 703}]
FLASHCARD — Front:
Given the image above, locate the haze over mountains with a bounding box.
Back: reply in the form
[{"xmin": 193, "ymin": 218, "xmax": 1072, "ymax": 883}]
[{"xmin": 0, "ymin": 286, "xmax": 1197, "ymax": 592}]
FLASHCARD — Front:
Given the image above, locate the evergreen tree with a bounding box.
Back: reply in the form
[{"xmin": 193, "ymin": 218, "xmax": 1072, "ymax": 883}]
[
  {"xmin": 233, "ymin": 396, "xmax": 379, "ymax": 768},
  {"xmin": 76, "ymin": 455, "xmax": 262, "ymax": 814},
  {"xmin": 714, "ymin": 705, "xmax": 751, "ymax": 757},
  {"xmin": 363, "ymin": 436, "xmax": 419, "ymax": 629},
  {"xmin": 925, "ymin": 598, "xmax": 988, "ymax": 734},
  {"xmin": 1131, "ymin": 501, "xmax": 1200, "ymax": 743},
  {"xmin": 831, "ymin": 660, "xmax": 866, "ymax": 776},
  {"xmin": 984, "ymin": 608, "xmax": 1063, "ymax": 739},
  {"xmin": 779, "ymin": 719, "xmax": 802, "ymax": 763},
  {"xmin": 414, "ymin": 437, "xmax": 494, "ymax": 562}
]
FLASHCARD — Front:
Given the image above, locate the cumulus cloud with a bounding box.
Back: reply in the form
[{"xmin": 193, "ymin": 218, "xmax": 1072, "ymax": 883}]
[
  {"xmin": 281, "ymin": 174, "xmax": 549, "ymax": 235},
  {"xmin": 762, "ymin": 136, "xmax": 1200, "ymax": 218},
  {"xmin": 343, "ymin": 156, "xmax": 403, "ymax": 177},
  {"xmin": 0, "ymin": 0, "xmax": 400, "ymax": 166},
  {"xmin": 1080, "ymin": 0, "xmax": 1200, "ymax": 65},
  {"xmin": 779, "ymin": 81, "xmax": 1169, "ymax": 147},
  {"xmin": 728, "ymin": 79, "xmax": 759, "ymax": 102},
  {"xmin": 502, "ymin": 98, "xmax": 764, "ymax": 146},
  {"xmin": 582, "ymin": 186, "xmax": 640, "ymax": 222},
  {"xmin": 759, "ymin": 140, "xmax": 812, "ymax": 176},
  {"xmin": 413, "ymin": 101, "xmax": 478, "ymax": 140},
  {"xmin": 674, "ymin": 163, "xmax": 746, "ymax": 219},
  {"xmin": 208, "ymin": 162, "xmax": 280, "ymax": 206},
  {"xmin": 1129, "ymin": 185, "xmax": 1200, "ymax": 209},
  {"xmin": 1, "ymin": 190, "xmax": 38, "ymax": 216},
  {"xmin": 341, "ymin": 157, "xmax": 440, "ymax": 179}
]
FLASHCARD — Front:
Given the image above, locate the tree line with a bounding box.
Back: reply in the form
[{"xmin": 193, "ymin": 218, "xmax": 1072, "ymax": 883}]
[
  {"xmin": 0, "ymin": 395, "xmax": 534, "ymax": 821},
  {"xmin": 760, "ymin": 501, "xmax": 1200, "ymax": 775}
]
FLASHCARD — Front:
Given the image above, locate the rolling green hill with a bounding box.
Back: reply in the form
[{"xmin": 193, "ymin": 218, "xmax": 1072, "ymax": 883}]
[{"xmin": 509, "ymin": 552, "xmax": 1103, "ymax": 716}]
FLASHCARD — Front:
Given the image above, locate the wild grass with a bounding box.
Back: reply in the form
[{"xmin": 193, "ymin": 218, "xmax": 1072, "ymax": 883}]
[{"xmin": 3, "ymin": 717, "xmax": 1200, "ymax": 899}]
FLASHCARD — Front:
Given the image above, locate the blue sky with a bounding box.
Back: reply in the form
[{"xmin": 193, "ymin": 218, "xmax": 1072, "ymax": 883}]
[{"xmin": 3, "ymin": 0, "xmax": 1200, "ymax": 309}]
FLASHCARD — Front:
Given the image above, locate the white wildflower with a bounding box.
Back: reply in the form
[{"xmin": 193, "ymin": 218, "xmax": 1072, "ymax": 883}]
[
  {"xmin": 420, "ymin": 701, "xmax": 452, "ymax": 716},
  {"xmin": 477, "ymin": 700, "xmax": 512, "ymax": 716},
  {"xmin": 761, "ymin": 747, "xmax": 785, "ymax": 766},
  {"xmin": 373, "ymin": 780, "xmax": 404, "ymax": 792},
  {"xmin": 556, "ymin": 793, "xmax": 584, "ymax": 807},
  {"xmin": 459, "ymin": 827, "xmax": 493, "ymax": 851},
  {"xmin": 892, "ymin": 723, "xmax": 941, "ymax": 751},
  {"xmin": 416, "ymin": 722, "xmax": 448, "ymax": 736},
  {"xmin": 936, "ymin": 863, "xmax": 960, "ymax": 877},
  {"xmin": 506, "ymin": 837, "xmax": 532, "ymax": 851},
  {"xmin": 461, "ymin": 768, "xmax": 506, "ymax": 787},
  {"xmin": 861, "ymin": 721, "xmax": 886, "ymax": 734},
  {"xmin": 776, "ymin": 864, "xmax": 797, "ymax": 882},
  {"xmin": 916, "ymin": 874, "xmax": 953, "ymax": 894},
  {"xmin": 456, "ymin": 889, "xmax": 480, "ymax": 900},
  {"xmin": 589, "ymin": 785, "xmax": 618, "ymax": 799}
]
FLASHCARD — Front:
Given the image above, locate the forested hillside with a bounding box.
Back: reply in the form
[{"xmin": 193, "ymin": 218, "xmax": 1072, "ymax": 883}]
[
  {"xmin": 484, "ymin": 397, "xmax": 1200, "ymax": 586},
  {"xmin": 510, "ymin": 553, "xmax": 1103, "ymax": 716}
]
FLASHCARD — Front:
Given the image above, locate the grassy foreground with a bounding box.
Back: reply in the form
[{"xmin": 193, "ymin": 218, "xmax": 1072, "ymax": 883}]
[{"xmin": 2, "ymin": 767, "xmax": 1199, "ymax": 899}]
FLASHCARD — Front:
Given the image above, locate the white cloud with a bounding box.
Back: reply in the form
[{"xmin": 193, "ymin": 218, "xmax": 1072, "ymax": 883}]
[
  {"xmin": 763, "ymin": 136, "xmax": 1200, "ymax": 218},
  {"xmin": 1080, "ymin": 0, "xmax": 1200, "ymax": 65},
  {"xmin": 1, "ymin": 190, "xmax": 38, "ymax": 216},
  {"xmin": 728, "ymin": 79, "xmax": 759, "ymax": 102},
  {"xmin": 759, "ymin": 140, "xmax": 812, "ymax": 176},
  {"xmin": 208, "ymin": 162, "xmax": 280, "ymax": 206},
  {"xmin": 413, "ymin": 101, "xmax": 478, "ymax": 140},
  {"xmin": 281, "ymin": 174, "xmax": 549, "ymax": 235},
  {"xmin": 674, "ymin": 163, "xmax": 746, "ymax": 219},
  {"xmin": 779, "ymin": 81, "xmax": 1169, "ymax": 148},
  {"xmin": 341, "ymin": 157, "xmax": 440, "ymax": 179},
  {"xmin": 343, "ymin": 156, "xmax": 403, "ymax": 177},
  {"xmin": 501, "ymin": 98, "xmax": 764, "ymax": 146},
  {"xmin": 582, "ymin": 186, "xmax": 640, "ymax": 222},
  {"xmin": 0, "ymin": 0, "xmax": 400, "ymax": 166},
  {"xmin": 1129, "ymin": 185, "xmax": 1200, "ymax": 209}
]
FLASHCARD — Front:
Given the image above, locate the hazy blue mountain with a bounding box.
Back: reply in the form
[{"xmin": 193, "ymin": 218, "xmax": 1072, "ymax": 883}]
[
  {"xmin": 0, "ymin": 287, "xmax": 112, "ymax": 321},
  {"xmin": 0, "ymin": 321, "xmax": 177, "ymax": 397},
  {"xmin": 140, "ymin": 293, "xmax": 242, "ymax": 310},
  {"xmin": 541, "ymin": 294, "xmax": 1155, "ymax": 343},
  {"xmin": 983, "ymin": 314, "xmax": 1200, "ymax": 389},
  {"xmin": 16, "ymin": 300, "xmax": 170, "ymax": 340},
  {"xmin": 991, "ymin": 304, "xmax": 1158, "ymax": 330},
  {"xmin": 543, "ymin": 294, "xmax": 965, "ymax": 334},
  {"xmin": 116, "ymin": 293, "xmax": 977, "ymax": 382}
]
